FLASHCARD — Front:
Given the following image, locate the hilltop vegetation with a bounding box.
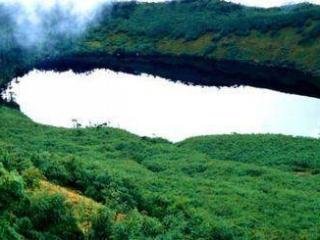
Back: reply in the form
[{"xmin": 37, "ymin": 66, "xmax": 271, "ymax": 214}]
[
  {"xmin": 80, "ymin": 0, "xmax": 320, "ymax": 76},
  {"xmin": 0, "ymin": 106, "xmax": 319, "ymax": 239}
]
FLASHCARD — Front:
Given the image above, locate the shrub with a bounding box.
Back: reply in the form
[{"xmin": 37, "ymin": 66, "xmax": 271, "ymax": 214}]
[
  {"xmin": 26, "ymin": 193, "xmax": 82, "ymax": 239},
  {"xmin": 89, "ymin": 208, "xmax": 115, "ymax": 240},
  {"xmin": 0, "ymin": 164, "xmax": 24, "ymax": 210},
  {"xmin": 22, "ymin": 167, "xmax": 43, "ymax": 189}
]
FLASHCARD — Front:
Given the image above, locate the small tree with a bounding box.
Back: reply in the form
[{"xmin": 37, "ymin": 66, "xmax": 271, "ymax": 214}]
[{"xmin": 0, "ymin": 164, "xmax": 24, "ymax": 210}]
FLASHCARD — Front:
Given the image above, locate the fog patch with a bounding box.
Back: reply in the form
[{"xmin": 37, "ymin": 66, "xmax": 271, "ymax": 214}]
[{"xmin": 0, "ymin": 0, "xmax": 114, "ymax": 47}]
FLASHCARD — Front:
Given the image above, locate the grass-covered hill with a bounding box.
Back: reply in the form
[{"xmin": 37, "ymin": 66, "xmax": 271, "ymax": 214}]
[
  {"xmin": 80, "ymin": 0, "xmax": 320, "ymax": 77},
  {"xmin": 0, "ymin": 106, "xmax": 320, "ymax": 239}
]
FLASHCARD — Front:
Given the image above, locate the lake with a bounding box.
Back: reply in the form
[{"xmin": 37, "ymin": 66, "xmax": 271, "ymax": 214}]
[{"xmin": 2, "ymin": 69, "xmax": 320, "ymax": 142}]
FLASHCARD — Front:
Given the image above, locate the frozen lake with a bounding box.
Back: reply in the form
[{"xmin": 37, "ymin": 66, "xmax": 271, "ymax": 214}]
[{"xmin": 3, "ymin": 69, "xmax": 320, "ymax": 142}]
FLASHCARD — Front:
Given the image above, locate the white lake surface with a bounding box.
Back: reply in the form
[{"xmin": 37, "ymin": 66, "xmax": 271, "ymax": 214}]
[{"xmin": 3, "ymin": 69, "xmax": 320, "ymax": 142}]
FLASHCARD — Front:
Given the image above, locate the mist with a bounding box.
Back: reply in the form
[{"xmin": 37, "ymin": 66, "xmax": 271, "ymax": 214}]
[{"xmin": 0, "ymin": 0, "xmax": 113, "ymax": 47}]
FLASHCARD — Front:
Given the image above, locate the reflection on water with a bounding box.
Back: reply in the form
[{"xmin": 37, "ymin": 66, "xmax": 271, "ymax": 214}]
[{"xmin": 3, "ymin": 69, "xmax": 320, "ymax": 142}]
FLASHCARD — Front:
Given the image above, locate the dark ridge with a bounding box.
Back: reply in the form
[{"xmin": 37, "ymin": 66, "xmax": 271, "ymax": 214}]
[{"xmin": 35, "ymin": 54, "xmax": 320, "ymax": 98}]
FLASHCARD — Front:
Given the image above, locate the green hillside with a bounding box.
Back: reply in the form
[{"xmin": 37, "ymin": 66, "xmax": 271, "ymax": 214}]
[
  {"xmin": 0, "ymin": 106, "xmax": 319, "ymax": 239},
  {"xmin": 79, "ymin": 0, "xmax": 320, "ymax": 77}
]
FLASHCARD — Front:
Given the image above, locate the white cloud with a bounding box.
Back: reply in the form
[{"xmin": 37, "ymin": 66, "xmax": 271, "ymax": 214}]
[{"xmin": 0, "ymin": 0, "xmax": 114, "ymax": 46}]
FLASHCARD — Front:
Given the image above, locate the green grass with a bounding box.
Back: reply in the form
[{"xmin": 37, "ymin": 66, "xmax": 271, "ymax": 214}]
[
  {"xmin": 76, "ymin": 0, "xmax": 320, "ymax": 78},
  {"xmin": 179, "ymin": 134, "xmax": 320, "ymax": 172},
  {"xmin": 0, "ymin": 106, "xmax": 319, "ymax": 239}
]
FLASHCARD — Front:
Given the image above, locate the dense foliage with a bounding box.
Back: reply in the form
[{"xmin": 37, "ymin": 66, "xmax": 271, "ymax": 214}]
[
  {"xmin": 79, "ymin": 0, "xmax": 320, "ymax": 78},
  {"xmin": 0, "ymin": 163, "xmax": 83, "ymax": 240},
  {"xmin": 103, "ymin": 0, "xmax": 320, "ymax": 40},
  {"xmin": 0, "ymin": 106, "xmax": 319, "ymax": 239}
]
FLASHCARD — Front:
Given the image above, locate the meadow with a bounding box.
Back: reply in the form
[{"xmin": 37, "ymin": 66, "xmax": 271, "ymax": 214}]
[{"xmin": 0, "ymin": 106, "xmax": 319, "ymax": 239}]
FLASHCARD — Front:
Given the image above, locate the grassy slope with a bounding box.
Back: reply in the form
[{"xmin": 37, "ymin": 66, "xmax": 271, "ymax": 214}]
[
  {"xmin": 78, "ymin": 1, "xmax": 320, "ymax": 80},
  {"xmin": 37, "ymin": 180, "xmax": 102, "ymax": 234},
  {"xmin": 179, "ymin": 134, "xmax": 320, "ymax": 172},
  {"xmin": 1, "ymin": 106, "xmax": 320, "ymax": 239}
]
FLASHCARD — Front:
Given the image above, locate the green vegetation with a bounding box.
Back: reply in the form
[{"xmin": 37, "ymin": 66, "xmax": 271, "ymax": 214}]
[
  {"xmin": 1, "ymin": 0, "xmax": 320, "ymax": 238},
  {"xmin": 180, "ymin": 134, "xmax": 320, "ymax": 172},
  {"xmin": 0, "ymin": 106, "xmax": 319, "ymax": 239},
  {"xmin": 78, "ymin": 0, "xmax": 320, "ymax": 77}
]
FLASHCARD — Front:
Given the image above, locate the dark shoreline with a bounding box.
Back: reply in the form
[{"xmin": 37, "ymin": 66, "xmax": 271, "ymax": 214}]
[
  {"xmin": 1, "ymin": 54, "xmax": 320, "ymax": 106},
  {"xmin": 35, "ymin": 54, "xmax": 320, "ymax": 98}
]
